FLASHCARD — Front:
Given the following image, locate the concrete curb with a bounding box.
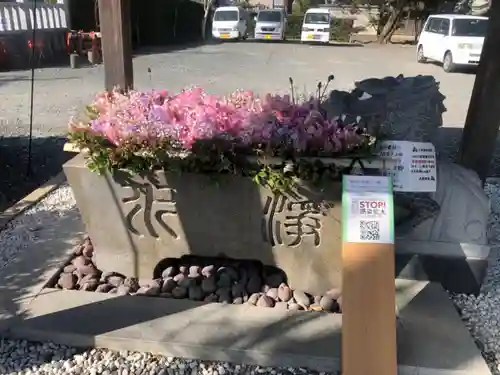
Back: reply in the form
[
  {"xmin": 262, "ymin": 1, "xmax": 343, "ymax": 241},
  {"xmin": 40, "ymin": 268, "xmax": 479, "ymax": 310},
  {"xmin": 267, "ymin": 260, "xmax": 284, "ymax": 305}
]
[{"xmin": 0, "ymin": 172, "xmax": 66, "ymax": 231}]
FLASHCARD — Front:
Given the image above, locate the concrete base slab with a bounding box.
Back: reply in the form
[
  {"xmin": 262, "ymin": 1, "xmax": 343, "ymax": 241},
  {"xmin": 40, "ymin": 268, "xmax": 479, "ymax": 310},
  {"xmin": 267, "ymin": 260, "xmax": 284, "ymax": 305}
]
[
  {"xmin": 0, "ymin": 197, "xmax": 85, "ymax": 333},
  {"xmin": 4, "ymin": 280, "xmax": 491, "ymax": 375}
]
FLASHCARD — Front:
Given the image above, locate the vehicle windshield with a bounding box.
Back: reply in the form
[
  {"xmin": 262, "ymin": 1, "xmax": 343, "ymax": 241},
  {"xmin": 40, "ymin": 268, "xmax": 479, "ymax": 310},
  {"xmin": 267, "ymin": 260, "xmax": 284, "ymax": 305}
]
[
  {"xmin": 304, "ymin": 13, "xmax": 330, "ymax": 24},
  {"xmin": 214, "ymin": 10, "xmax": 238, "ymax": 21},
  {"xmin": 452, "ymin": 18, "xmax": 488, "ymax": 37},
  {"xmin": 257, "ymin": 11, "xmax": 282, "ymax": 22}
]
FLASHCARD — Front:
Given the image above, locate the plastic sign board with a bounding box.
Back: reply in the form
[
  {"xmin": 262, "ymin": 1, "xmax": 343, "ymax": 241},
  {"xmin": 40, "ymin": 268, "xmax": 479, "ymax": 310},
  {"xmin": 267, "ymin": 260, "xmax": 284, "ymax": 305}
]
[
  {"xmin": 342, "ymin": 175, "xmax": 394, "ymax": 244},
  {"xmin": 378, "ymin": 141, "xmax": 437, "ymax": 193}
]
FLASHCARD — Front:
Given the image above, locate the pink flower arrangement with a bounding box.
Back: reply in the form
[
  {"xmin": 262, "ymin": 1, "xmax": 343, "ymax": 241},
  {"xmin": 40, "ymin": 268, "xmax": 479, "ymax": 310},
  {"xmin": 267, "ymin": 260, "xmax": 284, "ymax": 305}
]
[{"xmin": 70, "ymin": 87, "xmax": 373, "ymax": 156}]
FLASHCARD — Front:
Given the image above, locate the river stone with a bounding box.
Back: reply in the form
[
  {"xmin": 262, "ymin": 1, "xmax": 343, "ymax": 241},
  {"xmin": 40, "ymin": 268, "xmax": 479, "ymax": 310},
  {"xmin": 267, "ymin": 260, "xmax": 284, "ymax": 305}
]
[
  {"xmin": 116, "ymin": 285, "xmax": 131, "ymax": 296},
  {"xmin": 248, "ymin": 293, "xmax": 260, "ymax": 306},
  {"xmin": 72, "ymin": 256, "xmax": 90, "ymax": 268},
  {"xmin": 201, "ymin": 265, "xmax": 215, "ymax": 278},
  {"xmin": 288, "ymin": 303, "xmax": 302, "ymax": 311},
  {"xmin": 77, "ymin": 265, "xmax": 100, "ymax": 277},
  {"xmin": 265, "ymin": 272, "xmax": 285, "ymax": 288},
  {"xmin": 96, "ymin": 283, "xmax": 113, "ymax": 293},
  {"xmin": 201, "ymin": 276, "xmax": 217, "ymax": 294},
  {"xmin": 204, "ymin": 294, "xmax": 218, "ymax": 303},
  {"xmin": 293, "ymin": 290, "xmax": 311, "ymax": 308},
  {"xmin": 138, "ymin": 284, "xmax": 160, "ymax": 296},
  {"xmin": 189, "ymin": 266, "xmax": 201, "ymax": 278},
  {"xmin": 63, "ymin": 264, "xmax": 76, "ymax": 273},
  {"xmin": 72, "ymin": 244, "xmax": 83, "ymax": 256},
  {"xmin": 80, "ymin": 279, "xmax": 99, "ymax": 291},
  {"xmin": 123, "ymin": 277, "xmax": 140, "ymax": 292},
  {"xmin": 162, "ymin": 267, "xmax": 176, "ymax": 279},
  {"xmin": 216, "ymin": 287, "xmax": 232, "ymax": 304},
  {"xmin": 277, "ymin": 284, "xmax": 292, "ymax": 302},
  {"xmin": 326, "ymin": 288, "xmax": 342, "ymax": 300},
  {"xmin": 217, "ymin": 273, "xmax": 232, "ymax": 289},
  {"xmin": 58, "ymin": 273, "xmax": 77, "ymax": 289},
  {"xmin": 256, "ymin": 295, "xmax": 275, "ymax": 308},
  {"xmin": 172, "ymin": 286, "xmax": 188, "ymax": 299},
  {"xmin": 100, "ymin": 271, "xmax": 116, "ymax": 283},
  {"xmin": 233, "ymin": 297, "xmax": 244, "ymax": 305},
  {"xmin": 188, "ymin": 285, "xmax": 204, "ymax": 301},
  {"xmin": 173, "ymin": 273, "xmax": 186, "ymax": 283},
  {"xmin": 82, "ymin": 243, "xmax": 94, "ymax": 258},
  {"xmin": 218, "ymin": 266, "xmax": 239, "ymax": 282},
  {"xmin": 238, "ymin": 268, "xmax": 249, "ymax": 286},
  {"xmin": 108, "ymin": 276, "xmax": 124, "ymax": 288},
  {"xmin": 320, "ymin": 296, "xmax": 337, "ymax": 312},
  {"xmin": 179, "ymin": 276, "xmax": 196, "ymax": 289},
  {"xmin": 161, "ymin": 277, "xmax": 177, "ymax": 293},
  {"xmin": 246, "ymin": 275, "xmax": 262, "ymax": 294},
  {"xmin": 266, "ymin": 288, "xmax": 279, "ymax": 301},
  {"xmin": 231, "ymin": 283, "xmax": 246, "ymax": 299},
  {"xmin": 275, "ymin": 302, "xmax": 288, "ymax": 310}
]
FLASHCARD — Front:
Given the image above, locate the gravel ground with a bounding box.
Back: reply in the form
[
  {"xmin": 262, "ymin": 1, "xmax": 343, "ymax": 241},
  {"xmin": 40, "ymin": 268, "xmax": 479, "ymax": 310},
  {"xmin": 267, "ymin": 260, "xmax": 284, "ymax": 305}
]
[
  {"xmin": 0, "ymin": 341, "xmax": 330, "ymax": 375},
  {"xmin": 452, "ymin": 179, "xmax": 500, "ymax": 375}
]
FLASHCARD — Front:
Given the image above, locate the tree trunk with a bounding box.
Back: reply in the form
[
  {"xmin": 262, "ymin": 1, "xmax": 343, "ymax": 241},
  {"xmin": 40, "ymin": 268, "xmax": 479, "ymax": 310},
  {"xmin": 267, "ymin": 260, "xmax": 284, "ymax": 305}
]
[
  {"xmin": 173, "ymin": 3, "xmax": 178, "ymax": 39},
  {"xmin": 376, "ymin": 7, "xmax": 402, "ymax": 44},
  {"xmin": 201, "ymin": 0, "xmax": 214, "ymax": 40},
  {"xmin": 458, "ymin": 0, "xmax": 500, "ymax": 181}
]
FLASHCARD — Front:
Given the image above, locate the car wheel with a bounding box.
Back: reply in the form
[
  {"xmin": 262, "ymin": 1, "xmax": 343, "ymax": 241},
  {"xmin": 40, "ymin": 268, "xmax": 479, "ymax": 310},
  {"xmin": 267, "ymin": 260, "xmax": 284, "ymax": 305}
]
[
  {"xmin": 417, "ymin": 45, "xmax": 427, "ymax": 63},
  {"xmin": 443, "ymin": 51, "xmax": 456, "ymax": 73}
]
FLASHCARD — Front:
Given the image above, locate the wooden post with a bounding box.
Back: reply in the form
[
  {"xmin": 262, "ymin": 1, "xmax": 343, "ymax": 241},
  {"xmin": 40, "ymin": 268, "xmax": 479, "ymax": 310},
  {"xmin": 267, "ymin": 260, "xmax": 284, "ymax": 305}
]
[
  {"xmin": 457, "ymin": 2, "xmax": 500, "ymax": 181},
  {"xmin": 98, "ymin": 0, "xmax": 134, "ymax": 91},
  {"xmin": 341, "ymin": 175, "xmax": 397, "ymax": 375}
]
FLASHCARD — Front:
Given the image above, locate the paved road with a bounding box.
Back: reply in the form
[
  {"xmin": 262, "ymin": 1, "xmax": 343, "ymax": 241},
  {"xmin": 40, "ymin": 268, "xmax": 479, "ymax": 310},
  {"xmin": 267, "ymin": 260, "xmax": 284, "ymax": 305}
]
[{"xmin": 0, "ymin": 41, "xmax": 480, "ymax": 210}]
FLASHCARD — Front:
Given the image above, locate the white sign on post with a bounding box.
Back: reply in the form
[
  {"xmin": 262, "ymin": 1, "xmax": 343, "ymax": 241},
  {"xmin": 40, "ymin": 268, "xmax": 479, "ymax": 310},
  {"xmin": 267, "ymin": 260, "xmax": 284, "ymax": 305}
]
[
  {"xmin": 342, "ymin": 175, "xmax": 394, "ymax": 244},
  {"xmin": 378, "ymin": 141, "xmax": 437, "ymax": 192}
]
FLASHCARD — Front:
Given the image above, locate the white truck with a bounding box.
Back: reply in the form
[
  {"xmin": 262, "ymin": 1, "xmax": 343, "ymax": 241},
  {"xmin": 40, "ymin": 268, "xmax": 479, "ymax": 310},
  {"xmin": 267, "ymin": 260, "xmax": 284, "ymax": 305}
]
[
  {"xmin": 212, "ymin": 6, "xmax": 249, "ymax": 40},
  {"xmin": 300, "ymin": 8, "xmax": 332, "ymax": 43},
  {"xmin": 254, "ymin": 9, "xmax": 287, "ymax": 41}
]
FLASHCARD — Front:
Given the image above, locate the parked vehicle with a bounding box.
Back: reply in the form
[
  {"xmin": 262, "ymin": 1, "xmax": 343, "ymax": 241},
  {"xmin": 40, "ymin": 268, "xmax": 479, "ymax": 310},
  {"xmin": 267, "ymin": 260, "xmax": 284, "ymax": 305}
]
[
  {"xmin": 212, "ymin": 6, "xmax": 249, "ymax": 41},
  {"xmin": 417, "ymin": 14, "xmax": 488, "ymax": 72},
  {"xmin": 300, "ymin": 8, "xmax": 331, "ymax": 43},
  {"xmin": 254, "ymin": 9, "xmax": 287, "ymax": 41}
]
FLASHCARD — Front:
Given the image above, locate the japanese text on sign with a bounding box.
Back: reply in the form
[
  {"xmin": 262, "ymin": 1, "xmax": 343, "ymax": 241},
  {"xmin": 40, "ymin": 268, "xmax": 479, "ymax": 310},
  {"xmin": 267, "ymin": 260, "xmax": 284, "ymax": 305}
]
[
  {"xmin": 378, "ymin": 141, "xmax": 437, "ymax": 192},
  {"xmin": 342, "ymin": 175, "xmax": 394, "ymax": 244}
]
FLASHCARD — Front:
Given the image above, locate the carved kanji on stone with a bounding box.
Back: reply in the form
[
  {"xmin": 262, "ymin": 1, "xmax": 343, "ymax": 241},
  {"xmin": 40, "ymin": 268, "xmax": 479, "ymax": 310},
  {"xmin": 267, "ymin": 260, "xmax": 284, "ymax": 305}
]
[
  {"xmin": 121, "ymin": 180, "xmax": 178, "ymax": 240},
  {"xmin": 262, "ymin": 195, "xmax": 327, "ymax": 247}
]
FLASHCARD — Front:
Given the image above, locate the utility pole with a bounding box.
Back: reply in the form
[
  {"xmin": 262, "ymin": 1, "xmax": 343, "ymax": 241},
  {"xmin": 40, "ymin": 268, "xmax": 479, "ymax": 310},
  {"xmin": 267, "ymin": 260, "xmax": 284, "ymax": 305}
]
[
  {"xmin": 457, "ymin": 2, "xmax": 500, "ymax": 181},
  {"xmin": 97, "ymin": 0, "xmax": 134, "ymax": 91}
]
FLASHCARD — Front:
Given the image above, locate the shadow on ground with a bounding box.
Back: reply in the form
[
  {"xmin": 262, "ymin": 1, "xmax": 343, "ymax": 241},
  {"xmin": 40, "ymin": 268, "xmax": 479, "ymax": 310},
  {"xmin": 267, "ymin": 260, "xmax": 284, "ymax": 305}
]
[
  {"xmin": 436, "ymin": 126, "xmax": 500, "ymax": 177},
  {"xmin": 0, "ymin": 135, "xmax": 72, "ymax": 212}
]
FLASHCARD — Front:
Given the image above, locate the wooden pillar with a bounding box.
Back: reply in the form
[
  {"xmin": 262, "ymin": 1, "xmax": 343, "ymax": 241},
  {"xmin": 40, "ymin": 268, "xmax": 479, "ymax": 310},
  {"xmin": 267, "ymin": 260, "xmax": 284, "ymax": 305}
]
[
  {"xmin": 457, "ymin": 2, "xmax": 500, "ymax": 181},
  {"xmin": 341, "ymin": 175, "xmax": 397, "ymax": 375},
  {"xmin": 98, "ymin": 0, "xmax": 133, "ymax": 91}
]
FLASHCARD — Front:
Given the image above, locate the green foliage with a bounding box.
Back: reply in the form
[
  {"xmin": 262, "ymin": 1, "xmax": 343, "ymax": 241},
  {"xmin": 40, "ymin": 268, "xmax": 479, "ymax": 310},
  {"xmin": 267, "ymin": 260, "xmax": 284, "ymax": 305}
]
[{"xmin": 69, "ymin": 129, "xmax": 376, "ymax": 195}]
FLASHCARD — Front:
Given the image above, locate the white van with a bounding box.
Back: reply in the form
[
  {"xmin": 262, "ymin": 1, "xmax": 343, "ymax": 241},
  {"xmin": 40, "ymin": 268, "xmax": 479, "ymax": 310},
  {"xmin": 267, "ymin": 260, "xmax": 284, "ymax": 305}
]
[
  {"xmin": 254, "ymin": 9, "xmax": 287, "ymax": 41},
  {"xmin": 417, "ymin": 14, "xmax": 488, "ymax": 72},
  {"xmin": 212, "ymin": 6, "xmax": 248, "ymax": 40},
  {"xmin": 300, "ymin": 8, "xmax": 331, "ymax": 43}
]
